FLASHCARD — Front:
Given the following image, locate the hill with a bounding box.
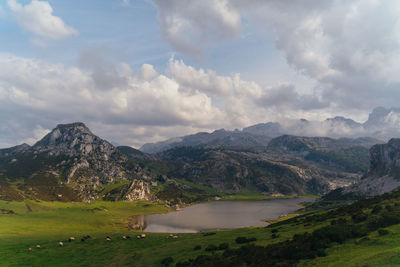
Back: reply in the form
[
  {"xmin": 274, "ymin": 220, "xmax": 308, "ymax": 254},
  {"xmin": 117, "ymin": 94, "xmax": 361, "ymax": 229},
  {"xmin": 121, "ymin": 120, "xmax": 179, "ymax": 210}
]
[{"xmin": 0, "ymin": 123, "xmax": 154, "ymax": 202}]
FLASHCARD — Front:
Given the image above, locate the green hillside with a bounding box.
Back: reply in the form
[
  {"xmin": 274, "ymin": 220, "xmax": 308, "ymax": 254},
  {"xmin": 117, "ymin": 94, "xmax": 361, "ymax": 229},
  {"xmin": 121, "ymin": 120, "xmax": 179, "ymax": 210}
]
[{"xmin": 2, "ymin": 190, "xmax": 400, "ymax": 266}]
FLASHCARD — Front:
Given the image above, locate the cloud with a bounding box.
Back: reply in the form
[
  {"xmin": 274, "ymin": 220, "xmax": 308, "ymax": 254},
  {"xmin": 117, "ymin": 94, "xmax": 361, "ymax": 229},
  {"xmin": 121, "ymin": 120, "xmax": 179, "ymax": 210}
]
[
  {"xmin": 153, "ymin": 0, "xmax": 400, "ymax": 114},
  {"xmin": 256, "ymin": 83, "xmax": 327, "ymax": 111},
  {"xmin": 7, "ymin": 0, "xmax": 78, "ymax": 40},
  {"xmin": 153, "ymin": 0, "xmax": 241, "ymax": 59},
  {"xmin": 0, "ymin": 51, "xmax": 328, "ymax": 147},
  {"xmin": 0, "ymin": 53, "xmax": 230, "ymax": 147}
]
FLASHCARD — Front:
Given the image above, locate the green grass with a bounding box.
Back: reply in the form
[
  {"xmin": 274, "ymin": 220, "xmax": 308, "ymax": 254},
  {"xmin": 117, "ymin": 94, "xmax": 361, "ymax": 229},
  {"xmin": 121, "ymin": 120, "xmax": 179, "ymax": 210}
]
[
  {"xmin": 3, "ymin": 195, "xmax": 400, "ymax": 267},
  {"xmin": 0, "ymin": 198, "xmax": 315, "ymax": 266},
  {"xmin": 299, "ymin": 224, "xmax": 400, "ymax": 267}
]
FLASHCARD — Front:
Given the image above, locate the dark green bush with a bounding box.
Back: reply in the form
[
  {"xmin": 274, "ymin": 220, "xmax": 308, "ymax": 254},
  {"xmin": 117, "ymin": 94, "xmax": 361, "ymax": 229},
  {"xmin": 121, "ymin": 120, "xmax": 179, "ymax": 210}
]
[
  {"xmin": 235, "ymin": 236, "xmax": 257, "ymax": 244},
  {"xmin": 218, "ymin": 243, "xmax": 229, "ymax": 250},
  {"xmin": 205, "ymin": 244, "xmax": 218, "ymax": 252},
  {"xmin": 161, "ymin": 256, "xmax": 174, "ymax": 266},
  {"xmin": 193, "ymin": 245, "xmax": 202, "ymax": 250},
  {"xmin": 378, "ymin": 229, "xmax": 389, "ymax": 236}
]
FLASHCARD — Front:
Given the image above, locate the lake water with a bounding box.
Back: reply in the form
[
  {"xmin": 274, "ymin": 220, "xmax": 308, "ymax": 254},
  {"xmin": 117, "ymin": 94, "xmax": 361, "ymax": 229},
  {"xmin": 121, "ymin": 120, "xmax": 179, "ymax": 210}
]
[{"xmin": 129, "ymin": 197, "xmax": 314, "ymax": 233}]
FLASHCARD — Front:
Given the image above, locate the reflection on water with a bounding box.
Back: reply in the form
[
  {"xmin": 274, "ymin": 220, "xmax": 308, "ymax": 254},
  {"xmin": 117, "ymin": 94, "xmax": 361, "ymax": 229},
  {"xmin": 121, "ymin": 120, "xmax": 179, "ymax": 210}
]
[{"xmin": 129, "ymin": 198, "xmax": 314, "ymax": 233}]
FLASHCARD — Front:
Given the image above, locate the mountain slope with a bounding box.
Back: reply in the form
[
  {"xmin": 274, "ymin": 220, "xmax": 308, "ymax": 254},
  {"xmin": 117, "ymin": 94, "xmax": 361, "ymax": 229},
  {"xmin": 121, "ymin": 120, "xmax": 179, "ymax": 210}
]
[
  {"xmin": 140, "ymin": 129, "xmax": 271, "ymax": 153},
  {"xmin": 0, "ymin": 123, "xmax": 153, "ymax": 202},
  {"xmin": 344, "ymin": 138, "xmax": 400, "ymax": 196}
]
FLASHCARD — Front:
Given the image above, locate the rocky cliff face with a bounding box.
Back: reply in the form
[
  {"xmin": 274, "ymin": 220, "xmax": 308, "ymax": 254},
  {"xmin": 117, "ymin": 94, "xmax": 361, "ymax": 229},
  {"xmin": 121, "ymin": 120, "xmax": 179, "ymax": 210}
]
[
  {"xmin": 345, "ymin": 138, "xmax": 400, "ymax": 196},
  {"xmin": 0, "ymin": 123, "xmax": 152, "ymax": 202},
  {"xmin": 154, "ymin": 146, "xmax": 360, "ymax": 195}
]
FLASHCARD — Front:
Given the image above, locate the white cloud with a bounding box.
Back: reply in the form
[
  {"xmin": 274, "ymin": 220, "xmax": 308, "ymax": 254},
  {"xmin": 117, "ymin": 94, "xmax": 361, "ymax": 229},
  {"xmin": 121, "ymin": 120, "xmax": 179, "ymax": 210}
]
[
  {"xmin": 153, "ymin": 0, "xmax": 241, "ymax": 59},
  {"xmin": 0, "ymin": 51, "xmax": 326, "ymax": 147},
  {"xmin": 7, "ymin": 0, "xmax": 78, "ymax": 40}
]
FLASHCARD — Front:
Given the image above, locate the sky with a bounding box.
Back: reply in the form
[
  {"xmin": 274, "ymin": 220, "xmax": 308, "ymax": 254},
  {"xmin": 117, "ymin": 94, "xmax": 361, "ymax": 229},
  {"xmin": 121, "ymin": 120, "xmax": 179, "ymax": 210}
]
[{"xmin": 1, "ymin": 0, "xmax": 400, "ymax": 148}]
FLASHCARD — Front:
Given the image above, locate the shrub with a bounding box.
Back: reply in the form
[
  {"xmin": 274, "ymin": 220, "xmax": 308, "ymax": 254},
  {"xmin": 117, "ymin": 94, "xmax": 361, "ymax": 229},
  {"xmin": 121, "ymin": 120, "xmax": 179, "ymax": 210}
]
[
  {"xmin": 378, "ymin": 229, "xmax": 389, "ymax": 236},
  {"xmin": 161, "ymin": 257, "xmax": 174, "ymax": 266},
  {"xmin": 202, "ymin": 232, "xmax": 216, "ymax": 237},
  {"xmin": 218, "ymin": 243, "xmax": 229, "ymax": 250},
  {"xmin": 193, "ymin": 245, "xmax": 202, "ymax": 250},
  {"xmin": 372, "ymin": 205, "xmax": 382, "ymax": 214},
  {"xmin": 205, "ymin": 244, "xmax": 218, "ymax": 252},
  {"xmin": 235, "ymin": 237, "xmax": 257, "ymax": 244}
]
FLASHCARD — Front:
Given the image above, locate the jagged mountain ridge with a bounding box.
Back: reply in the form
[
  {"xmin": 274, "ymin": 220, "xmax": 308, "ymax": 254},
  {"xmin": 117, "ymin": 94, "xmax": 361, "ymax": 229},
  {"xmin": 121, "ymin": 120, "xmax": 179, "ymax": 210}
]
[
  {"xmin": 136, "ymin": 134, "xmax": 380, "ymax": 196},
  {"xmin": 140, "ymin": 107, "xmax": 397, "ymax": 154},
  {"xmin": 150, "ymin": 146, "xmax": 356, "ymax": 195},
  {"xmin": 0, "ymin": 123, "xmax": 153, "ymax": 202}
]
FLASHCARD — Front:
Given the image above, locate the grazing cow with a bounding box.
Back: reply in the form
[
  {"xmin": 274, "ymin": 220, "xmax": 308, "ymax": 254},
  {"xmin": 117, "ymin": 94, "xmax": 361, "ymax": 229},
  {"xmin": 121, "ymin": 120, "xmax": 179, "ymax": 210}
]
[
  {"xmin": 122, "ymin": 236, "xmax": 127, "ymax": 240},
  {"xmin": 59, "ymin": 242, "xmax": 63, "ymax": 247},
  {"xmin": 106, "ymin": 237, "xmax": 111, "ymax": 241},
  {"xmin": 172, "ymin": 236, "xmax": 178, "ymax": 239},
  {"xmin": 136, "ymin": 235, "xmax": 141, "ymax": 239},
  {"xmin": 36, "ymin": 245, "xmax": 41, "ymax": 249},
  {"xmin": 141, "ymin": 234, "xmax": 146, "ymax": 238},
  {"xmin": 68, "ymin": 237, "xmax": 75, "ymax": 242}
]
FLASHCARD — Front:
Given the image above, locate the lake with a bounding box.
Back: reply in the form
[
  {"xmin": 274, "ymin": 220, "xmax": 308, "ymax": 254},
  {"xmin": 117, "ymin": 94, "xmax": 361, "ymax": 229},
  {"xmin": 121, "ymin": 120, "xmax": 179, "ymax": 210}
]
[{"xmin": 129, "ymin": 197, "xmax": 314, "ymax": 233}]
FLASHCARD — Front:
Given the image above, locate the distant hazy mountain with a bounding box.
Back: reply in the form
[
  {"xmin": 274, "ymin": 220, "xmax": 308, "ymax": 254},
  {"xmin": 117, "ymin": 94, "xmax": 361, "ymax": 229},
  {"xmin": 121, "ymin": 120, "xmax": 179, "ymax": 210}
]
[
  {"xmin": 141, "ymin": 129, "xmax": 271, "ymax": 153},
  {"xmin": 141, "ymin": 107, "xmax": 396, "ymax": 154},
  {"xmin": 267, "ymin": 135, "xmax": 381, "ymax": 153},
  {"xmin": 242, "ymin": 122, "xmax": 282, "ymax": 137}
]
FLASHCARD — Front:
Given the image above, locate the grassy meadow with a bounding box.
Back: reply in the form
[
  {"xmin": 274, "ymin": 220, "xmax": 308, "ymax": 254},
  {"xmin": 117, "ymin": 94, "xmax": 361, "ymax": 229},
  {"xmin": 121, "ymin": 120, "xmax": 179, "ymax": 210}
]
[{"xmin": 1, "ymin": 195, "xmax": 400, "ymax": 266}]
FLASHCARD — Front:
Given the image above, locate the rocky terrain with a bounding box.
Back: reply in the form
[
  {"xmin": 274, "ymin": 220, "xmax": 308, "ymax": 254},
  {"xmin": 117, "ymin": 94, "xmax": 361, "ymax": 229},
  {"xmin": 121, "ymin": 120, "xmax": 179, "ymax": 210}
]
[
  {"xmin": 140, "ymin": 107, "xmax": 397, "ymax": 153},
  {"xmin": 344, "ymin": 138, "xmax": 400, "ymax": 196},
  {"xmin": 0, "ymin": 123, "xmax": 154, "ymax": 202},
  {"xmin": 129, "ymin": 134, "xmax": 382, "ymax": 196},
  {"xmin": 0, "ymin": 117, "xmax": 391, "ymax": 203}
]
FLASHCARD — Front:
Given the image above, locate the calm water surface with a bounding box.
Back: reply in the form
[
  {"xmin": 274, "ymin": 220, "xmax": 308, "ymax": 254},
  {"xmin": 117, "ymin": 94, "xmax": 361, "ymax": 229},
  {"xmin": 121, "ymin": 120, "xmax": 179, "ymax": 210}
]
[{"xmin": 129, "ymin": 198, "xmax": 314, "ymax": 233}]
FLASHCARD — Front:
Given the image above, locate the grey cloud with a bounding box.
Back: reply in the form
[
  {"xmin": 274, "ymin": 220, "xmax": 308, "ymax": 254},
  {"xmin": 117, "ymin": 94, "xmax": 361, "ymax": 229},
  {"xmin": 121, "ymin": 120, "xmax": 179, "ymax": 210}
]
[
  {"xmin": 153, "ymin": 0, "xmax": 241, "ymax": 59},
  {"xmin": 154, "ymin": 0, "xmax": 400, "ymax": 114},
  {"xmin": 256, "ymin": 84, "xmax": 328, "ymax": 111}
]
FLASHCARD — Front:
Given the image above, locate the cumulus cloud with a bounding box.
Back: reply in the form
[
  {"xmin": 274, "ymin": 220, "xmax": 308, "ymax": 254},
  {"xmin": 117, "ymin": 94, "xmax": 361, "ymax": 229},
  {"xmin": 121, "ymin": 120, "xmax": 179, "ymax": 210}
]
[
  {"xmin": 7, "ymin": 0, "xmax": 78, "ymax": 40},
  {"xmin": 256, "ymin": 84, "xmax": 327, "ymax": 111},
  {"xmin": 153, "ymin": 0, "xmax": 400, "ymax": 113},
  {"xmin": 0, "ymin": 53, "xmax": 230, "ymax": 147},
  {"xmin": 0, "ymin": 51, "xmax": 330, "ymax": 148},
  {"xmin": 153, "ymin": 0, "xmax": 241, "ymax": 59}
]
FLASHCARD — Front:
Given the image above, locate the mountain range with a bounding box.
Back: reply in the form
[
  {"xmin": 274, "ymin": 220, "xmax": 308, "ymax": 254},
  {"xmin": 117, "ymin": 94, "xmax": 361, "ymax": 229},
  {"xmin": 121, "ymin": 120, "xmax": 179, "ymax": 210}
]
[
  {"xmin": 1, "ymin": 106, "xmax": 400, "ymax": 204},
  {"xmin": 140, "ymin": 107, "xmax": 399, "ymax": 153}
]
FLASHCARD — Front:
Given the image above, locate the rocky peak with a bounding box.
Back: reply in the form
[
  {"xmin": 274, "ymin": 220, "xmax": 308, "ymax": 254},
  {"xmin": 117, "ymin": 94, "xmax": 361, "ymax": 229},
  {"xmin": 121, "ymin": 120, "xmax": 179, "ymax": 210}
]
[
  {"xmin": 33, "ymin": 122, "xmax": 123, "ymax": 158},
  {"xmin": 343, "ymin": 138, "xmax": 400, "ymax": 197},
  {"xmin": 364, "ymin": 107, "xmax": 400, "ymax": 128},
  {"xmin": 369, "ymin": 138, "xmax": 400, "ymax": 177}
]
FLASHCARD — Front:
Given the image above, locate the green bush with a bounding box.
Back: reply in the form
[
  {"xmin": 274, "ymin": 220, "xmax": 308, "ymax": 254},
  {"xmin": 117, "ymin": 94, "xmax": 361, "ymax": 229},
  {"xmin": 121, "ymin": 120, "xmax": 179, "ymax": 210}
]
[
  {"xmin": 161, "ymin": 257, "xmax": 174, "ymax": 266},
  {"xmin": 235, "ymin": 236, "xmax": 257, "ymax": 244},
  {"xmin": 378, "ymin": 229, "xmax": 389, "ymax": 236},
  {"xmin": 205, "ymin": 244, "xmax": 218, "ymax": 252}
]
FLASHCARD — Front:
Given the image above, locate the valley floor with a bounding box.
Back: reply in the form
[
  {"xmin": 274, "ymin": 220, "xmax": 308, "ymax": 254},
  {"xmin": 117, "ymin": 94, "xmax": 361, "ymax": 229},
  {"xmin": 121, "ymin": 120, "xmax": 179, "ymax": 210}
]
[{"xmin": 1, "ymin": 197, "xmax": 400, "ymax": 266}]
